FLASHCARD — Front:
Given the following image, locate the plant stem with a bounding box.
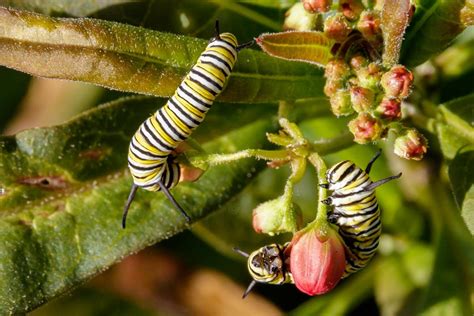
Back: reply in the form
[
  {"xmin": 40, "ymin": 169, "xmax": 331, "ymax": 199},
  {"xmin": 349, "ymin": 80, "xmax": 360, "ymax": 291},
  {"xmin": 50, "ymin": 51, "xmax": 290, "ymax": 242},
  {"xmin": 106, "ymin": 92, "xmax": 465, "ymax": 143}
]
[{"xmin": 306, "ymin": 152, "xmax": 330, "ymax": 237}]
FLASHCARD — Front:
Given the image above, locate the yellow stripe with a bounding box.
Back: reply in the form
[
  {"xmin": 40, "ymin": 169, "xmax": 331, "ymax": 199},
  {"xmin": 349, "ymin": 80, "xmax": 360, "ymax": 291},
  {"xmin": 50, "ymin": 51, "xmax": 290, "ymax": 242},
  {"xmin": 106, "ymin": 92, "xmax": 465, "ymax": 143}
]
[
  {"xmin": 135, "ymin": 133, "xmax": 166, "ymax": 155},
  {"xmin": 164, "ymin": 106, "xmax": 192, "ymax": 135},
  {"xmin": 149, "ymin": 115, "xmax": 178, "ymax": 147},
  {"xmin": 196, "ymin": 63, "xmax": 226, "ymax": 84},
  {"xmin": 174, "ymin": 93, "xmax": 205, "ymax": 118},
  {"xmin": 344, "ymin": 174, "xmax": 370, "ymax": 190},
  {"xmin": 208, "ymin": 46, "xmax": 235, "ymax": 64},
  {"xmin": 185, "ymin": 78, "xmax": 215, "ymax": 100}
]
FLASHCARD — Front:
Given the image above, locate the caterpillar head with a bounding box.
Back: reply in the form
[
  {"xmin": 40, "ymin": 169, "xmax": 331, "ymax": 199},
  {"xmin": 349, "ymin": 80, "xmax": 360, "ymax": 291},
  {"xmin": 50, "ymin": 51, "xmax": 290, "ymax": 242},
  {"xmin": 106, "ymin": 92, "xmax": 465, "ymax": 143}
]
[{"xmin": 234, "ymin": 243, "xmax": 293, "ymax": 298}]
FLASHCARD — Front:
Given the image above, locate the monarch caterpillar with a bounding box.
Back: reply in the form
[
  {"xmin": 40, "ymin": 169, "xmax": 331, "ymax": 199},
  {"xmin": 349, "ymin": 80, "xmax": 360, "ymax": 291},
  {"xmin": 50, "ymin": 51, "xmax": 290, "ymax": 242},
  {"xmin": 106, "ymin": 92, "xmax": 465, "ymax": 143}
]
[
  {"xmin": 234, "ymin": 243, "xmax": 293, "ymax": 298},
  {"xmin": 321, "ymin": 150, "xmax": 401, "ymax": 276},
  {"xmin": 122, "ymin": 22, "xmax": 254, "ymax": 228}
]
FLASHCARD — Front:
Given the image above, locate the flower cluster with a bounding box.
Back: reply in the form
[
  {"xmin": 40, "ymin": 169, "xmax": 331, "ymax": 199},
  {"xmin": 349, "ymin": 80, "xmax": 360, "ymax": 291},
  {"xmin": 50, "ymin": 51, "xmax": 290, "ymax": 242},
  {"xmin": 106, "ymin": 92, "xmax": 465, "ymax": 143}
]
[{"xmin": 288, "ymin": 0, "xmax": 428, "ymax": 160}]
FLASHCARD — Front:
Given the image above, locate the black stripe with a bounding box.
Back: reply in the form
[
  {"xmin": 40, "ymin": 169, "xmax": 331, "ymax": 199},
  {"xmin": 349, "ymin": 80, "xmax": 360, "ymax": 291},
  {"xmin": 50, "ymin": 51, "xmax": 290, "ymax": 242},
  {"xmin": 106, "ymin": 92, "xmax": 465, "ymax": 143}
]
[
  {"xmin": 177, "ymin": 89, "xmax": 207, "ymax": 113},
  {"xmin": 328, "ymin": 160, "xmax": 350, "ymax": 182},
  {"xmin": 191, "ymin": 67, "xmax": 222, "ymax": 93},
  {"xmin": 211, "ymin": 43, "xmax": 237, "ymax": 59},
  {"xmin": 339, "ymin": 164, "xmax": 356, "ymax": 182},
  {"xmin": 200, "ymin": 60, "xmax": 228, "ymax": 77},
  {"xmin": 156, "ymin": 109, "xmax": 186, "ymax": 142},
  {"xmin": 183, "ymin": 81, "xmax": 213, "ymax": 102},
  {"xmin": 131, "ymin": 141, "xmax": 167, "ymax": 159},
  {"xmin": 142, "ymin": 121, "xmax": 174, "ymax": 151},
  {"xmin": 201, "ymin": 53, "xmax": 232, "ymax": 74},
  {"xmin": 169, "ymin": 97, "xmax": 202, "ymax": 126},
  {"xmin": 128, "ymin": 159, "xmax": 161, "ymax": 172}
]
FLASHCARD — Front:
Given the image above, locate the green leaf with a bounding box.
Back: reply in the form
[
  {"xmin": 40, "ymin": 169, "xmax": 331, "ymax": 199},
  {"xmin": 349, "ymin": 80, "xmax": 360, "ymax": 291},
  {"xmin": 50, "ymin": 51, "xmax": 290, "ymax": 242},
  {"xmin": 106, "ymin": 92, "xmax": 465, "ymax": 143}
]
[
  {"xmin": 0, "ymin": 95, "xmax": 275, "ymax": 314},
  {"xmin": 257, "ymin": 31, "xmax": 334, "ymax": 67},
  {"xmin": 449, "ymin": 147, "xmax": 474, "ymax": 234},
  {"xmin": 0, "ymin": 7, "xmax": 325, "ymax": 103},
  {"xmin": 236, "ymin": 0, "xmax": 297, "ymax": 9},
  {"xmin": 401, "ymin": 0, "xmax": 467, "ymax": 67},
  {"xmin": 381, "ymin": 0, "xmax": 411, "ymax": 66},
  {"xmin": 0, "ymin": 0, "xmax": 134, "ymax": 16},
  {"xmin": 435, "ymin": 94, "xmax": 474, "ymax": 159}
]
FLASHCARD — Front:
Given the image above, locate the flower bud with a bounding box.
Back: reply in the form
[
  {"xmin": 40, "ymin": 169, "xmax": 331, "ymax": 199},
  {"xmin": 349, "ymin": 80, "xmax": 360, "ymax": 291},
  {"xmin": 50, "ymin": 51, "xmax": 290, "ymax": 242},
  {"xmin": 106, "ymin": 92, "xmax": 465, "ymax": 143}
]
[
  {"xmin": 375, "ymin": 97, "xmax": 401, "ymax": 121},
  {"xmin": 284, "ymin": 3, "xmax": 318, "ymax": 31},
  {"xmin": 289, "ymin": 227, "xmax": 346, "ymax": 295},
  {"xmin": 394, "ymin": 129, "xmax": 428, "ymax": 160},
  {"xmin": 325, "ymin": 58, "xmax": 351, "ymax": 82},
  {"xmin": 339, "ymin": 0, "xmax": 364, "ymax": 21},
  {"xmin": 381, "ymin": 65, "xmax": 414, "ymax": 99},
  {"xmin": 252, "ymin": 196, "xmax": 302, "ymax": 236},
  {"xmin": 302, "ymin": 0, "xmax": 332, "ymax": 13},
  {"xmin": 348, "ymin": 113, "xmax": 383, "ymax": 144},
  {"xmin": 330, "ymin": 89, "xmax": 354, "ymax": 117},
  {"xmin": 324, "ymin": 79, "xmax": 343, "ymax": 96},
  {"xmin": 324, "ymin": 13, "xmax": 352, "ymax": 42},
  {"xmin": 349, "ymin": 55, "xmax": 368, "ymax": 70},
  {"xmin": 355, "ymin": 62, "xmax": 383, "ymax": 89},
  {"xmin": 350, "ymin": 86, "xmax": 375, "ymax": 112},
  {"xmin": 357, "ymin": 10, "xmax": 382, "ymax": 41}
]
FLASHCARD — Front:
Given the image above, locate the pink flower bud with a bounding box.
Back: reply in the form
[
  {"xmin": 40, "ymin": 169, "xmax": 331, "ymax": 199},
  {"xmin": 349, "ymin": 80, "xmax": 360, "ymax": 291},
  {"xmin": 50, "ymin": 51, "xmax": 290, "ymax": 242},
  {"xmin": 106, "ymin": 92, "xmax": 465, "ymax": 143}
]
[
  {"xmin": 339, "ymin": 0, "xmax": 364, "ymax": 21},
  {"xmin": 350, "ymin": 86, "xmax": 375, "ymax": 112},
  {"xmin": 330, "ymin": 89, "xmax": 354, "ymax": 117},
  {"xmin": 394, "ymin": 129, "xmax": 428, "ymax": 160},
  {"xmin": 357, "ymin": 10, "xmax": 382, "ymax": 41},
  {"xmin": 289, "ymin": 227, "xmax": 346, "ymax": 295},
  {"xmin": 252, "ymin": 197, "xmax": 302, "ymax": 236},
  {"xmin": 381, "ymin": 65, "xmax": 414, "ymax": 99},
  {"xmin": 324, "ymin": 13, "xmax": 352, "ymax": 42},
  {"xmin": 375, "ymin": 97, "xmax": 401, "ymax": 121},
  {"xmin": 302, "ymin": 0, "xmax": 332, "ymax": 13},
  {"xmin": 348, "ymin": 113, "xmax": 383, "ymax": 144}
]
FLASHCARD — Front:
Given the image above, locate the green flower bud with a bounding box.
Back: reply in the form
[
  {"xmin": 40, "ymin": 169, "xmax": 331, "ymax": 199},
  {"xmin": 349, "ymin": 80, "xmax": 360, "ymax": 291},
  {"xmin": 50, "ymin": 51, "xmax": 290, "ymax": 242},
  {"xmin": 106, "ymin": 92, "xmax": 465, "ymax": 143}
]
[
  {"xmin": 284, "ymin": 3, "xmax": 318, "ymax": 31},
  {"xmin": 330, "ymin": 89, "xmax": 354, "ymax": 117},
  {"xmin": 325, "ymin": 58, "xmax": 351, "ymax": 82},
  {"xmin": 348, "ymin": 112, "xmax": 383, "ymax": 144},
  {"xmin": 350, "ymin": 85, "xmax": 375, "ymax": 112},
  {"xmin": 355, "ymin": 62, "xmax": 383, "ymax": 89},
  {"xmin": 252, "ymin": 196, "xmax": 302, "ymax": 236}
]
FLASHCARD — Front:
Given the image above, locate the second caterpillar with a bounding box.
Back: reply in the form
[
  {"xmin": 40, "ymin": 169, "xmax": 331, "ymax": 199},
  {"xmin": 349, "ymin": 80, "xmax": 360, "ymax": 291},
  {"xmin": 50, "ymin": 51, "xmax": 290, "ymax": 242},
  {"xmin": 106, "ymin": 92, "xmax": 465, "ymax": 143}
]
[{"xmin": 123, "ymin": 22, "xmax": 254, "ymax": 228}]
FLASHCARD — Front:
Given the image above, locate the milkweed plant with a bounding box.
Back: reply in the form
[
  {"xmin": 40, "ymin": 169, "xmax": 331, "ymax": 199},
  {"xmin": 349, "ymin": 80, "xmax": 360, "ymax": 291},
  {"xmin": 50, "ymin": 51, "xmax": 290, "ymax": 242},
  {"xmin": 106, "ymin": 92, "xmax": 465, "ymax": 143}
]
[{"xmin": 0, "ymin": 0, "xmax": 472, "ymax": 315}]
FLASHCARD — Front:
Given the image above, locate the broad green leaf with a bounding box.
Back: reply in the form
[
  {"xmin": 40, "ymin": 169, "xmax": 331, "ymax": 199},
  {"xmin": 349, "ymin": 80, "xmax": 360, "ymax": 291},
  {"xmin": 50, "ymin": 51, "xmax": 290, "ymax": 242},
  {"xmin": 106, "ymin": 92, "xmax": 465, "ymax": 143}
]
[
  {"xmin": 449, "ymin": 147, "xmax": 474, "ymax": 234},
  {"xmin": 257, "ymin": 31, "xmax": 334, "ymax": 67},
  {"xmin": 3, "ymin": 0, "xmax": 285, "ymax": 41},
  {"xmin": 401, "ymin": 0, "xmax": 467, "ymax": 67},
  {"xmin": 0, "ymin": 7, "xmax": 325, "ymax": 103},
  {"xmin": 0, "ymin": 67, "xmax": 30, "ymax": 132},
  {"xmin": 0, "ymin": 0, "xmax": 134, "ymax": 16},
  {"xmin": 435, "ymin": 94, "xmax": 474, "ymax": 159},
  {"xmin": 0, "ymin": 95, "xmax": 275, "ymax": 314},
  {"xmin": 381, "ymin": 0, "xmax": 412, "ymax": 66}
]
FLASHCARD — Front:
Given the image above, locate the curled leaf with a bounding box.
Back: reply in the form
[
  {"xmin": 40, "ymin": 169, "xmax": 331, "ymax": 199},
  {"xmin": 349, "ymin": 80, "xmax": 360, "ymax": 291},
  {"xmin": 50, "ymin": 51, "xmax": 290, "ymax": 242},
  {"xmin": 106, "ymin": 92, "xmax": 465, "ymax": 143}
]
[
  {"xmin": 381, "ymin": 0, "xmax": 412, "ymax": 66},
  {"xmin": 257, "ymin": 31, "xmax": 334, "ymax": 67}
]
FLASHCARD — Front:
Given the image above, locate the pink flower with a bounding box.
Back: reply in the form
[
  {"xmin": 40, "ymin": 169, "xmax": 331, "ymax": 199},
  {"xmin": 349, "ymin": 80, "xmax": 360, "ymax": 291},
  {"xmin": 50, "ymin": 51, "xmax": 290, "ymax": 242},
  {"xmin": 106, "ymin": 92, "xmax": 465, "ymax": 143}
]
[
  {"xmin": 289, "ymin": 227, "xmax": 346, "ymax": 295},
  {"xmin": 376, "ymin": 97, "xmax": 402, "ymax": 121}
]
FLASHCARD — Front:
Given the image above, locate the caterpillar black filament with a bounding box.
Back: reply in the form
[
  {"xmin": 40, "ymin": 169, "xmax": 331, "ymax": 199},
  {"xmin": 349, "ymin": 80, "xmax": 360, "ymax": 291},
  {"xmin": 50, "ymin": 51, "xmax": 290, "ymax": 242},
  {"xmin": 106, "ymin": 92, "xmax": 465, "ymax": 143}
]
[{"xmin": 122, "ymin": 22, "xmax": 254, "ymax": 228}]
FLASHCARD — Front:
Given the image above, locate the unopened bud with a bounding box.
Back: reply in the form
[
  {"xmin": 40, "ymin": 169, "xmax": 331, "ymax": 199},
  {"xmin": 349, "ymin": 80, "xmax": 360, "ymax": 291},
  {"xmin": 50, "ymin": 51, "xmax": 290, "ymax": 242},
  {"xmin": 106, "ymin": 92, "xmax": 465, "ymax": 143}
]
[
  {"xmin": 289, "ymin": 227, "xmax": 346, "ymax": 295},
  {"xmin": 381, "ymin": 65, "xmax": 414, "ymax": 99},
  {"xmin": 357, "ymin": 10, "xmax": 382, "ymax": 41},
  {"xmin": 330, "ymin": 89, "xmax": 354, "ymax": 117},
  {"xmin": 375, "ymin": 97, "xmax": 401, "ymax": 121},
  {"xmin": 355, "ymin": 62, "xmax": 383, "ymax": 89},
  {"xmin": 324, "ymin": 13, "xmax": 352, "ymax": 42},
  {"xmin": 350, "ymin": 86, "xmax": 375, "ymax": 112},
  {"xmin": 394, "ymin": 129, "xmax": 428, "ymax": 160},
  {"xmin": 324, "ymin": 79, "xmax": 343, "ymax": 96},
  {"xmin": 348, "ymin": 113, "xmax": 383, "ymax": 144},
  {"xmin": 302, "ymin": 0, "xmax": 332, "ymax": 13},
  {"xmin": 339, "ymin": 0, "xmax": 364, "ymax": 21},
  {"xmin": 325, "ymin": 58, "xmax": 351, "ymax": 81},
  {"xmin": 349, "ymin": 55, "xmax": 368, "ymax": 70},
  {"xmin": 284, "ymin": 3, "xmax": 318, "ymax": 31},
  {"xmin": 252, "ymin": 196, "xmax": 302, "ymax": 236}
]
